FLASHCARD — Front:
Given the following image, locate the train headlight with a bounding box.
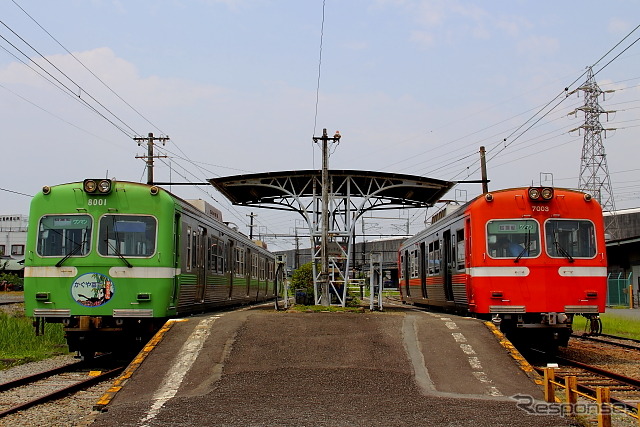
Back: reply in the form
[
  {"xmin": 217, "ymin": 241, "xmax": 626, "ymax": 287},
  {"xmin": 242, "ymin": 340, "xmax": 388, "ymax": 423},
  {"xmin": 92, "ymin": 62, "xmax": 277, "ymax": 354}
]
[
  {"xmin": 84, "ymin": 179, "xmax": 97, "ymax": 193},
  {"xmin": 541, "ymin": 187, "xmax": 554, "ymax": 200},
  {"xmin": 42, "ymin": 186, "xmax": 51, "ymax": 195},
  {"xmin": 98, "ymin": 179, "xmax": 112, "ymax": 193},
  {"xmin": 528, "ymin": 187, "xmax": 541, "ymax": 200},
  {"xmin": 584, "ymin": 193, "xmax": 592, "ymax": 202}
]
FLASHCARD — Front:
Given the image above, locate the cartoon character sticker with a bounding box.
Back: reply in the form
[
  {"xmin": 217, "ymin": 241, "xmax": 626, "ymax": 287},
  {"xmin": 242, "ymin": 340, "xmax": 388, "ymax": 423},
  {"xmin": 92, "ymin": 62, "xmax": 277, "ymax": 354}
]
[{"xmin": 71, "ymin": 273, "xmax": 114, "ymax": 307}]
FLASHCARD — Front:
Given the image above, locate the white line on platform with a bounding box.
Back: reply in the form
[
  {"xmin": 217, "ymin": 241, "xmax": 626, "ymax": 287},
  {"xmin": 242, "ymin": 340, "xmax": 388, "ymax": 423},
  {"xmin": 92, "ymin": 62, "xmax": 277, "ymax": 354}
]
[{"xmin": 139, "ymin": 315, "xmax": 220, "ymax": 426}]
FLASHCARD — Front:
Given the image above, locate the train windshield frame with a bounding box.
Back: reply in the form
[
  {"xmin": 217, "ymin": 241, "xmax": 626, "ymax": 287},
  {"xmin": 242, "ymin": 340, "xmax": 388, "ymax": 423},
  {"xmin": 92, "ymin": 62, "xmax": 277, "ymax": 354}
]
[
  {"xmin": 97, "ymin": 214, "xmax": 157, "ymax": 258},
  {"xmin": 486, "ymin": 219, "xmax": 541, "ymax": 259},
  {"xmin": 36, "ymin": 214, "xmax": 92, "ymax": 257},
  {"xmin": 544, "ymin": 219, "xmax": 597, "ymax": 259}
]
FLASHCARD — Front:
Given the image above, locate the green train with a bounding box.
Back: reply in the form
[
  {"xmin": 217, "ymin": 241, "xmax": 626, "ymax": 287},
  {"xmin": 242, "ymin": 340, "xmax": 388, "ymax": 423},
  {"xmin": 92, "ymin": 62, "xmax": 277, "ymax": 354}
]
[{"xmin": 24, "ymin": 179, "xmax": 276, "ymax": 359}]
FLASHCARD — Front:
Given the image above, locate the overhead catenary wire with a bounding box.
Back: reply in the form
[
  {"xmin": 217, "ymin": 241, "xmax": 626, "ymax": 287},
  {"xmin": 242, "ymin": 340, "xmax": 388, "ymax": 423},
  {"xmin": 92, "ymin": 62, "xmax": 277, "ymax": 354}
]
[
  {"xmin": 0, "ymin": 19, "xmax": 140, "ymax": 137},
  {"xmin": 10, "ymin": 0, "xmax": 165, "ymax": 136}
]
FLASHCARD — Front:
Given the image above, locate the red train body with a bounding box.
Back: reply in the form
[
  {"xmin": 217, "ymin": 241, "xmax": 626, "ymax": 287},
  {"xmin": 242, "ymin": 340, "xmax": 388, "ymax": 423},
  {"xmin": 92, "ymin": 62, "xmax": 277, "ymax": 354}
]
[{"xmin": 398, "ymin": 187, "xmax": 607, "ymax": 347}]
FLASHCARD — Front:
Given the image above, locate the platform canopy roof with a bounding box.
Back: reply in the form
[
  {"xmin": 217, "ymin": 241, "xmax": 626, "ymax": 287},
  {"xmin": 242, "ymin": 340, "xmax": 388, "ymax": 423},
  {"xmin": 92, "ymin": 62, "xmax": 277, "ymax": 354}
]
[{"xmin": 209, "ymin": 170, "xmax": 454, "ymax": 214}]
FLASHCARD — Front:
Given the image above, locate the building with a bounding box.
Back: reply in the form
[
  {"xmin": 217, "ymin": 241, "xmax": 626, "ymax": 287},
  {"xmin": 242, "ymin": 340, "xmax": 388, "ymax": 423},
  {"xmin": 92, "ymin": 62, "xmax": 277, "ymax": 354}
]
[
  {"xmin": 605, "ymin": 209, "xmax": 640, "ymax": 306},
  {"xmin": 0, "ymin": 214, "xmax": 28, "ymax": 277}
]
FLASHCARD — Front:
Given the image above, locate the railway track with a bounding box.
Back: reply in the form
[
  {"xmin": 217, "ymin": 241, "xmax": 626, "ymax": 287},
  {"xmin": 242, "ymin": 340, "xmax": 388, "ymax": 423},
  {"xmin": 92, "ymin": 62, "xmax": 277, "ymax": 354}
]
[
  {"xmin": 535, "ymin": 355, "xmax": 640, "ymax": 412},
  {"xmin": 571, "ymin": 332, "xmax": 640, "ymax": 351},
  {"xmin": 0, "ymin": 356, "xmax": 125, "ymax": 418}
]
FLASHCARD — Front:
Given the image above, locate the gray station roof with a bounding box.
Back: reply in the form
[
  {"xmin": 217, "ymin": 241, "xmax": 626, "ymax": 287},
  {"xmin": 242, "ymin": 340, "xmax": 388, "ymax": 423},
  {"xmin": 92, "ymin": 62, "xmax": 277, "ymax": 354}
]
[{"xmin": 209, "ymin": 170, "xmax": 454, "ymax": 213}]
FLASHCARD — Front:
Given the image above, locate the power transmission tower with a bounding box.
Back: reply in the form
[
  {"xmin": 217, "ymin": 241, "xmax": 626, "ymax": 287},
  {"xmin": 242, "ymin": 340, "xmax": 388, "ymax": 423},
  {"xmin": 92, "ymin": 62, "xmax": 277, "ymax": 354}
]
[
  {"xmin": 568, "ymin": 67, "xmax": 618, "ymax": 239},
  {"xmin": 134, "ymin": 133, "xmax": 170, "ymax": 185}
]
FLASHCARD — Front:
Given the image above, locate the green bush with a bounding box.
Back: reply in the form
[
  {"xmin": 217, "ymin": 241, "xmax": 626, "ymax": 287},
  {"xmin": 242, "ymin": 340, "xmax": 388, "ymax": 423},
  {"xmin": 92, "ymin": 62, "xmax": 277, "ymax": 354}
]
[
  {"xmin": 0, "ymin": 272, "xmax": 23, "ymax": 291},
  {"xmin": 290, "ymin": 262, "xmax": 314, "ymax": 294}
]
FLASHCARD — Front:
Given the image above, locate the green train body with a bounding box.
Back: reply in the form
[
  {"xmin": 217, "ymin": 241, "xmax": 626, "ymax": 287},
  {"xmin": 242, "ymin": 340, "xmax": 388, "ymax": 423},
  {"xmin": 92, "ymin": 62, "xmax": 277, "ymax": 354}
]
[{"xmin": 24, "ymin": 179, "xmax": 276, "ymax": 358}]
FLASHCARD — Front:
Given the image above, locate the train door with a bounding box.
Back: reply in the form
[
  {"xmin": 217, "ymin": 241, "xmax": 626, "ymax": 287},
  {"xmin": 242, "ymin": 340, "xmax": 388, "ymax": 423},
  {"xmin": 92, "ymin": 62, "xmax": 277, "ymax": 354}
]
[
  {"xmin": 420, "ymin": 242, "xmax": 427, "ymax": 298},
  {"xmin": 246, "ymin": 249, "xmax": 252, "ymax": 297},
  {"xmin": 171, "ymin": 213, "xmax": 181, "ymax": 306},
  {"xmin": 227, "ymin": 240, "xmax": 235, "ymax": 299},
  {"xmin": 443, "ymin": 230, "xmax": 454, "ymax": 301},
  {"xmin": 194, "ymin": 226, "xmax": 207, "ymax": 303},
  {"xmin": 403, "ymin": 249, "xmax": 410, "ymax": 297}
]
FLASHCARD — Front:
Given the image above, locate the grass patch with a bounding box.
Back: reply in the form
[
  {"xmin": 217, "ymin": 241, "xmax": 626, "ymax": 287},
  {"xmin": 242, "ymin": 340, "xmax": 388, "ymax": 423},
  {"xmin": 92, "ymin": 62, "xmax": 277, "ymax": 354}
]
[
  {"xmin": 0, "ymin": 310, "xmax": 69, "ymax": 369},
  {"xmin": 573, "ymin": 311, "xmax": 640, "ymax": 340}
]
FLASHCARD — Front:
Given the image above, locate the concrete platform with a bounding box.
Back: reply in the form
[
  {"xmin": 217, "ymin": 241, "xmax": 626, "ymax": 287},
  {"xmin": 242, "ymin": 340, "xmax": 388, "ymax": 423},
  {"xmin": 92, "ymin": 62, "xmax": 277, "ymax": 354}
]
[{"xmin": 92, "ymin": 304, "xmax": 577, "ymax": 426}]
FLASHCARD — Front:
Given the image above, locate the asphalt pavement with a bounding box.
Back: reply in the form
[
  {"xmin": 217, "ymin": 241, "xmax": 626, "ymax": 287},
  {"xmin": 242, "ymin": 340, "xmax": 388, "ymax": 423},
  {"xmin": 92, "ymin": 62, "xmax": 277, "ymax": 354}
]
[{"xmin": 91, "ymin": 304, "xmax": 578, "ymax": 426}]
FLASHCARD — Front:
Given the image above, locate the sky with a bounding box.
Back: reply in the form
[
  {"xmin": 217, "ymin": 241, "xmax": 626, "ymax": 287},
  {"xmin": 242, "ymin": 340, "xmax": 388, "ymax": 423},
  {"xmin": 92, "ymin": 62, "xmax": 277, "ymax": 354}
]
[{"xmin": 0, "ymin": 0, "xmax": 638, "ymax": 251}]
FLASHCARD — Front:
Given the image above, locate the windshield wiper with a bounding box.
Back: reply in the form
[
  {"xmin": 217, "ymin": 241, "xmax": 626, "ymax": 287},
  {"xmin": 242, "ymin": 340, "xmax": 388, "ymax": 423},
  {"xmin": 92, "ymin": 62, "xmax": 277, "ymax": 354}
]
[
  {"xmin": 104, "ymin": 239, "xmax": 133, "ymax": 268},
  {"xmin": 515, "ymin": 230, "xmax": 531, "ymax": 263},
  {"xmin": 553, "ymin": 233, "xmax": 574, "ymax": 263},
  {"xmin": 56, "ymin": 236, "xmax": 87, "ymax": 267},
  {"xmin": 104, "ymin": 224, "xmax": 133, "ymax": 268}
]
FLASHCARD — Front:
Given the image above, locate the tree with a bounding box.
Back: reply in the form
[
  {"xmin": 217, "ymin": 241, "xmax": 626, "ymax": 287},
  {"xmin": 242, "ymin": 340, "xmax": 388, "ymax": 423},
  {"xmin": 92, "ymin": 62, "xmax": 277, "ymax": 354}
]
[{"xmin": 290, "ymin": 262, "xmax": 314, "ymax": 304}]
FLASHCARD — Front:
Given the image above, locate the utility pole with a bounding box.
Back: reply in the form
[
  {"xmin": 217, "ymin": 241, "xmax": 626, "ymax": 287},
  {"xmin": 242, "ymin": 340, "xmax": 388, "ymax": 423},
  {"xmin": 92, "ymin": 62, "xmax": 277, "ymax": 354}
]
[
  {"xmin": 568, "ymin": 66, "xmax": 618, "ymax": 238},
  {"xmin": 479, "ymin": 146, "xmax": 489, "ymax": 194},
  {"xmin": 134, "ymin": 133, "xmax": 169, "ymax": 185},
  {"xmin": 312, "ymin": 128, "xmax": 341, "ymax": 306},
  {"xmin": 247, "ymin": 212, "xmax": 257, "ymax": 240}
]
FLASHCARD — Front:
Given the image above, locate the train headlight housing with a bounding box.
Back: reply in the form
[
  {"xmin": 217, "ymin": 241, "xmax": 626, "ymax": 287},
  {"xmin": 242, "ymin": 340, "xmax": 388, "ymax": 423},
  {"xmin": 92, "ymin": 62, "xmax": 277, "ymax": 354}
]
[
  {"xmin": 83, "ymin": 179, "xmax": 112, "ymax": 194},
  {"xmin": 528, "ymin": 186, "xmax": 553, "ymax": 201}
]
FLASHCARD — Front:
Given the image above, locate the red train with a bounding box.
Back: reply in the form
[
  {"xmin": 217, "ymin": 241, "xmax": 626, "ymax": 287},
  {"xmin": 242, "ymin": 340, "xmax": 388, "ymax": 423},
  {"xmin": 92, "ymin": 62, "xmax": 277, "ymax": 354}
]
[{"xmin": 398, "ymin": 186, "xmax": 607, "ymax": 348}]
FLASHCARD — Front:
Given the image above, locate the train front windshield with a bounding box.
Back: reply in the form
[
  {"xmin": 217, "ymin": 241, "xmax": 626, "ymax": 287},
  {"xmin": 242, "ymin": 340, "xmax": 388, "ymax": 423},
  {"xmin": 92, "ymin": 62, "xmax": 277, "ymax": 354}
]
[
  {"xmin": 545, "ymin": 219, "xmax": 596, "ymax": 258},
  {"xmin": 98, "ymin": 215, "xmax": 157, "ymax": 257},
  {"xmin": 487, "ymin": 219, "xmax": 540, "ymax": 258},
  {"xmin": 37, "ymin": 214, "xmax": 92, "ymax": 257}
]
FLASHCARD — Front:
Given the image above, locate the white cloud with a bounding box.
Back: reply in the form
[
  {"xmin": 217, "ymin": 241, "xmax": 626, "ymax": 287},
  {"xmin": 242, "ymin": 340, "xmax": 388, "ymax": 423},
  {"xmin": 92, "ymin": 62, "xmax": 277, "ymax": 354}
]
[
  {"xmin": 409, "ymin": 30, "xmax": 435, "ymax": 47},
  {"xmin": 516, "ymin": 35, "xmax": 559, "ymax": 56},
  {"xmin": 607, "ymin": 18, "xmax": 631, "ymax": 35}
]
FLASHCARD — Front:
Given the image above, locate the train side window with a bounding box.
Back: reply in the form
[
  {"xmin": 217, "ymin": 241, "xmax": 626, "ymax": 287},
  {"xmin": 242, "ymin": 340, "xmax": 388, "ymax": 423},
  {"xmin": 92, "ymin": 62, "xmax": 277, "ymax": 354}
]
[
  {"xmin": 267, "ymin": 260, "xmax": 273, "ymax": 281},
  {"xmin": 456, "ymin": 229, "xmax": 465, "ymax": 271},
  {"xmin": 545, "ymin": 219, "xmax": 596, "ymax": 258},
  {"xmin": 432, "ymin": 240, "xmax": 441, "ymax": 274},
  {"xmin": 186, "ymin": 226, "xmax": 192, "ymax": 271},
  {"xmin": 207, "ymin": 236, "xmax": 218, "ymax": 273},
  {"xmin": 252, "ymin": 253, "xmax": 259, "ymax": 279},
  {"xmin": 410, "ymin": 250, "xmax": 419, "ymax": 278},
  {"xmin": 235, "ymin": 247, "xmax": 245, "ymax": 277},
  {"xmin": 260, "ymin": 257, "xmax": 266, "ymax": 280},
  {"xmin": 37, "ymin": 214, "xmax": 92, "ymax": 257},
  {"xmin": 0, "ymin": 245, "xmax": 4, "ymax": 256},
  {"xmin": 486, "ymin": 219, "xmax": 540, "ymax": 258},
  {"xmin": 399, "ymin": 254, "xmax": 405, "ymax": 279}
]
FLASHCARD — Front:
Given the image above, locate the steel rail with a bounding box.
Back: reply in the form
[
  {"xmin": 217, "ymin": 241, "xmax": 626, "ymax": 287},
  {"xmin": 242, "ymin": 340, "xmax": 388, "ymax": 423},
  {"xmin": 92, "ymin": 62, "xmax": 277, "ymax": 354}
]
[
  {"xmin": 0, "ymin": 365, "xmax": 124, "ymax": 418},
  {"xmin": 0, "ymin": 360, "xmax": 88, "ymax": 392},
  {"xmin": 571, "ymin": 333, "xmax": 640, "ymax": 351}
]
